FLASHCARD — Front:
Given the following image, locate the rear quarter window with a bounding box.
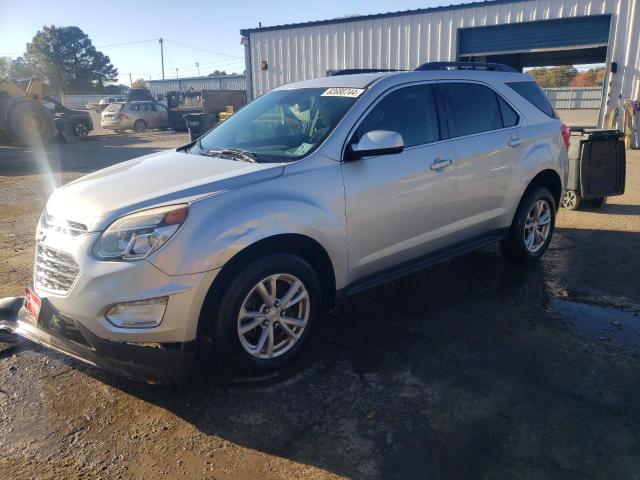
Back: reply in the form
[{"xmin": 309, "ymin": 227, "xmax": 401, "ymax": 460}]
[{"xmin": 506, "ymin": 81, "xmax": 557, "ymax": 118}]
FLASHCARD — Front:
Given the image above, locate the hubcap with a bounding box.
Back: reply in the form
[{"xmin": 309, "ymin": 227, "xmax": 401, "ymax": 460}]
[
  {"xmin": 563, "ymin": 190, "xmax": 577, "ymax": 208},
  {"xmin": 237, "ymin": 273, "xmax": 310, "ymax": 359},
  {"xmin": 524, "ymin": 199, "xmax": 551, "ymax": 253}
]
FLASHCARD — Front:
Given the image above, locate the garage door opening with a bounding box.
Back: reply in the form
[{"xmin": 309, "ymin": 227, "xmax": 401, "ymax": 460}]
[{"xmin": 458, "ymin": 15, "xmax": 611, "ymax": 128}]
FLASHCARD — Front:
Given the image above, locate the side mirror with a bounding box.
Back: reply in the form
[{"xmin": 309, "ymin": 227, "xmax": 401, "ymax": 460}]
[{"xmin": 347, "ymin": 130, "xmax": 404, "ymax": 160}]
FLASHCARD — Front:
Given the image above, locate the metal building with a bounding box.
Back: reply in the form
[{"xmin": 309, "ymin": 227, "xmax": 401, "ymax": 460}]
[
  {"xmin": 147, "ymin": 75, "xmax": 246, "ymax": 100},
  {"xmin": 240, "ymin": 0, "xmax": 640, "ymax": 128}
]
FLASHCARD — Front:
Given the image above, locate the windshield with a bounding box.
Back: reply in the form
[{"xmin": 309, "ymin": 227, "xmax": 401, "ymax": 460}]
[
  {"xmin": 197, "ymin": 87, "xmax": 361, "ymax": 163},
  {"xmin": 104, "ymin": 103, "xmax": 123, "ymax": 113}
]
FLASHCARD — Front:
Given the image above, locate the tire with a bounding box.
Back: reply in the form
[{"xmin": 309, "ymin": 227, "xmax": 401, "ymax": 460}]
[
  {"xmin": 133, "ymin": 119, "xmax": 147, "ymax": 133},
  {"xmin": 562, "ymin": 189, "xmax": 581, "ymax": 210},
  {"xmin": 212, "ymin": 253, "xmax": 322, "ymax": 374},
  {"xmin": 500, "ymin": 187, "xmax": 556, "ymax": 264},
  {"xmin": 590, "ymin": 197, "xmax": 607, "ymax": 208},
  {"xmin": 7, "ymin": 100, "xmax": 56, "ymax": 145},
  {"xmin": 73, "ymin": 120, "xmax": 90, "ymax": 137}
]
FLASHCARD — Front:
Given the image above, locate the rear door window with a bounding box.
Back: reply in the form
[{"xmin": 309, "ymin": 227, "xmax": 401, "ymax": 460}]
[
  {"xmin": 357, "ymin": 84, "xmax": 440, "ymax": 147},
  {"xmin": 441, "ymin": 83, "xmax": 503, "ymax": 137},
  {"xmin": 506, "ymin": 81, "xmax": 557, "ymax": 118}
]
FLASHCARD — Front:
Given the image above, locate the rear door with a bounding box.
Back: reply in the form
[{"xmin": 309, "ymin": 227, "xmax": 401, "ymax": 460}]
[
  {"xmin": 154, "ymin": 103, "xmax": 169, "ymax": 128},
  {"xmin": 140, "ymin": 102, "xmax": 157, "ymax": 127},
  {"xmin": 341, "ymin": 83, "xmax": 458, "ymax": 282},
  {"xmin": 439, "ymin": 81, "xmax": 521, "ymax": 239}
]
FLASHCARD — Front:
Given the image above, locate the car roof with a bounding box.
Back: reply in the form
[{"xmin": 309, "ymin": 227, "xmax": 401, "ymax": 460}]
[{"xmin": 275, "ymin": 69, "xmax": 532, "ymax": 91}]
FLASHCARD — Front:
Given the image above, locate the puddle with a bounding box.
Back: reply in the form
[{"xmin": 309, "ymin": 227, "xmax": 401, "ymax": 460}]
[{"xmin": 551, "ymin": 298, "xmax": 640, "ymax": 350}]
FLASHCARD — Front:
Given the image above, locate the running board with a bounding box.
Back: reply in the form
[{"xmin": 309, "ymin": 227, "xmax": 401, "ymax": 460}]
[{"xmin": 344, "ymin": 231, "xmax": 506, "ymax": 296}]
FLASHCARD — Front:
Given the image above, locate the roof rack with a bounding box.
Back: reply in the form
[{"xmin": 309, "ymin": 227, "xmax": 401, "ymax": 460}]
[
  {"xmin": 414, "ymin": 62, "xmax": 517, "ymax": 73},
  {"xmin": 329, "ymin": 68, "xmax": 405, "ymax": 76}
]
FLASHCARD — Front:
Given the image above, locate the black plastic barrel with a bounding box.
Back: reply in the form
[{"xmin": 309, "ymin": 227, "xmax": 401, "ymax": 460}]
[{"xmin": 183, "ymin": 112, "xmax": 205, "ymax": 141}]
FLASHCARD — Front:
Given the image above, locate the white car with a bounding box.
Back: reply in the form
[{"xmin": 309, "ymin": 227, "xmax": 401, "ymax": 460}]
[{"xmin": 0, "ymin": 62, "xmax": 568, "ymax": 382}]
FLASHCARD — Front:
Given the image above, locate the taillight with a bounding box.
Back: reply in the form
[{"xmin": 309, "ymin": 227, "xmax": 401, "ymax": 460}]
[
  {"xmin": 560, "ymin": 122, "xmax": 571, "ymax": 150},
  {"xmin": 117, "ymin": 113, "xmax": 129, "ymax": 120}
]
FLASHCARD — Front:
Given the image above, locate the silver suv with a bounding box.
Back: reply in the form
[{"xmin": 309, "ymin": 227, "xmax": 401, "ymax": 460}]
[{"xmin": 0, "ymin": 63, "xmax": 568, "ymax": 382}]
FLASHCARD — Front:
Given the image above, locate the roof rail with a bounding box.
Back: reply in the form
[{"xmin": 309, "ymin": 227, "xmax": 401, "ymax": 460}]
[
  {"xmin": 415, "ymin": 62, "xmax": 517, "ymax": 73},
  {"xmin": 328, "ymin": 68, "xmax": 405, "ymax": 76}
]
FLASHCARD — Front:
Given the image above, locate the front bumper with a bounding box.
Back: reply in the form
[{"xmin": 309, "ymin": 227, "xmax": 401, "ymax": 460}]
[{"xmin": 0, "ymin": 296, "xmax": 195, "ymax": 383}]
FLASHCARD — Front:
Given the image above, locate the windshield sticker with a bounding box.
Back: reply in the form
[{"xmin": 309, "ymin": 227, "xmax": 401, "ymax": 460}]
[
  {"xmin": 321, "ymin": 88, "xmax": 365, "ymax": 98},
  {"xmin": 293, "ymin": 143, "xmax": 315, "ymax": 155}
]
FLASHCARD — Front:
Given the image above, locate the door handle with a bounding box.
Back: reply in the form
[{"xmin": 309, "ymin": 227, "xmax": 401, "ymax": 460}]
[
  {"xmin": 508, "ymin": 138, "xmax": 524, "ymax": 147},
  {"xmin": 430, "ymin": 158, "xmax": 452, "ymax": 170}
]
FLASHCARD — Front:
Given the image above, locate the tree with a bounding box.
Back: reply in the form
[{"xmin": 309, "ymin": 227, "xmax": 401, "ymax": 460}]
[
  {"xmin": 526, "ymin": 66, "xmax": 578, "ymax": 88},
  {"xmin": 131, "ymin": 78, "xmax": 147, "ymax": 89},
  {"xmin": 570, "ymin": 67, "xmax": 605, "ymax": 87},
  {"xmin": 208, "ymin": 70, "xmax": 228, "ymax": 77},
  {"xmin": 570, "ymin": 71, "xmax": 597, "ymax": 87},
  {"xmin": 0, "ymin": 57, "xmax": 9, "ymax": 77},
  {"xmin": 24, "ymin": 25, "xmax": 118, "ymax": 94}
]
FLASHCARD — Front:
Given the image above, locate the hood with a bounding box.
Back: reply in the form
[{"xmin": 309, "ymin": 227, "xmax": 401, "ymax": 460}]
[{"xmin": 46, "ymin": 149, "xmax": 284, "ymax": 231}]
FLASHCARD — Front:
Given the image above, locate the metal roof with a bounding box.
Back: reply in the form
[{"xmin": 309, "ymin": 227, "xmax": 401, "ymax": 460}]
[
  {"xmin": 240, "ymin": 0, "xmax": 533, "ymax": 35},
  {"xmin": 147, "ymin": 74, "xmax": 245, "ymax": 84}
]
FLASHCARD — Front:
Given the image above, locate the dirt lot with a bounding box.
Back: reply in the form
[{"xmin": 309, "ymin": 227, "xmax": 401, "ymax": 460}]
[{"xmin": 0, "ymin": 130, "xmax": 639, "ymax": 480}]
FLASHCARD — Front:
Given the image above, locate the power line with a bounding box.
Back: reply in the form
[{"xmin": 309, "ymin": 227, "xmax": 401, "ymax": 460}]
[
  {"xmin": 163, "ymin": 39, "xmax": 242, "ymax": 59},
  {"xmin": 96, "ymin": 39, "xmax": 157, "ymax": 48}
]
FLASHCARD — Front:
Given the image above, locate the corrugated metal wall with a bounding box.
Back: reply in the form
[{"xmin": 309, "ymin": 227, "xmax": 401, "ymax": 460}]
[
  {"xmin": 244, "ymin": 0, "xmax": 640, "ymax": 127},
  {"xmin": 147, "ymin": 75, "xmax": 246, "ymax": 99}
]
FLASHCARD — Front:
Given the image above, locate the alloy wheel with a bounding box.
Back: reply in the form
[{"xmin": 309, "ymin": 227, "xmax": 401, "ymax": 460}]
[
  {"xmin": 524, "ymin": 199, "xmax": 551, "ymax": 253},
  {"xmin": 562, "ymin": 190, "xmax": 579, "ymax": 209},
  {"xmin": 237, "ymin": 273, "xmax": 310, "ymax": 359}
]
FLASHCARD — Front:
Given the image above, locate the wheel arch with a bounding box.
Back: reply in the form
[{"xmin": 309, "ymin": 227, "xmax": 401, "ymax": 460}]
[
  {"xmin": 525, "ymin": 169, "xmax": 563, "ymax": 208},
  {"xmin": 197, "ymin": 233, "xmax": 337, "ymax": 341}
]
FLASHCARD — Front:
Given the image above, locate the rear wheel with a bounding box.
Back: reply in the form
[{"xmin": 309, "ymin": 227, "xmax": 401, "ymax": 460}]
[
  {"xmin": 501, "ymin": 187, "xmax": 556, "ymax": 264},
  {"xmin": 133, "ymin": 119, "xmax": 147, "ymax": 133},
  {"xmin": 213, "ymin": 254, "xmax": 321, "ymax": 374},
  {"xmin": 562, "ymin": 190, "xmax": 581, "ymax": 210},
  {"xmin": 8, "ymin": 100, "xmax": 56, "ymax": 145}
]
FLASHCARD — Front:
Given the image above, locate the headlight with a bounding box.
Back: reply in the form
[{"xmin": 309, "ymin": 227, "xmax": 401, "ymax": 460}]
[{"xmin": 93, "ymin": 204, "xmax": 189, "ymax": 260}]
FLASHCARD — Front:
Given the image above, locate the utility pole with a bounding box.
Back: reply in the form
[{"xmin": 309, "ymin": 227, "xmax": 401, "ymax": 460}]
[
  {"xmin": 195, "ymin": 62, "xmax": 200, "ymax": 76},
  {"xmin": 175, "ymin": 68, "xmax": 179, "ymax": 78},
  {"xmin": 129, "ymin": 73, "xmax": 132, "ymax": 86},
  {"xmin": 159, "ymin": 38, "xmax": 165, "ymax": 80}
]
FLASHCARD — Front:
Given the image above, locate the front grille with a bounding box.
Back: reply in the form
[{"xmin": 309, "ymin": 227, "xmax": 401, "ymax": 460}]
[
  {"xmin": 41, "ymin": 211, "xmax": 88, "ymax": 238},
  {"xmin": 35, "ymin": 244, "xmax": 80, "ymax": 295}
]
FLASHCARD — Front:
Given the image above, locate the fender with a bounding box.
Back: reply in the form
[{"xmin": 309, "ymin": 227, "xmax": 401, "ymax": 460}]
[
  {"xmin": 506, "ymin": 123, "xmax": 567, "ymax": 218},
  {"xmin": 147, "ymin": 155, "xmax": 350, "ymax": 288}
]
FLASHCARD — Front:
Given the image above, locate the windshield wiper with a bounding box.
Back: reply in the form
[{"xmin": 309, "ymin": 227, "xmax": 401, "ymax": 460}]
[{"xmin": 205, "ymin": 148, "xmax": 258, "ymax": 163}]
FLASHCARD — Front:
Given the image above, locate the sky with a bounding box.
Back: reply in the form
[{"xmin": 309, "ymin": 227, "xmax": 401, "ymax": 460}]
[{"xmin": 0, "ymin": 0, "xmax": 467, "ymax": 84}]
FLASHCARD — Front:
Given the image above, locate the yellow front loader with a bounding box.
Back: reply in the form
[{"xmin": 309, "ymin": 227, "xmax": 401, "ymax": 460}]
[{"xmin": 0, "ymin": 77, "xmax": 56, "ymax": 145}]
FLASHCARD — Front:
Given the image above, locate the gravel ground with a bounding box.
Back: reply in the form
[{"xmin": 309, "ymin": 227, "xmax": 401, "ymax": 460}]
[{"xmin": 0, "ymin": 131, "xmax": 639, "ymax": 480}]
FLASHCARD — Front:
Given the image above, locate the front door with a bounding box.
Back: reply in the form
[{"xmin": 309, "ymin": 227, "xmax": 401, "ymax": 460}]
[{"xmin": 341, "ymin": 83, "xmax": 458, "ymax": 283}]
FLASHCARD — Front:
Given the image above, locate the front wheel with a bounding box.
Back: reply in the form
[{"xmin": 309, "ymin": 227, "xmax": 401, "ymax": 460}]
[
  {"xmin": 500, "ymin": 187, "xmax": 556, "ymax": 264},
  {"xmin": 73, "ymin": 120, "xmax": 89, "ymax": 137},
  {"xmin": 213, "ymin": 254, "xmax": 322, "ymax": 374}
]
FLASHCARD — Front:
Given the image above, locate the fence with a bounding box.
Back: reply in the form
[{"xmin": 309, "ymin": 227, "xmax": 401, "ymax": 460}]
[{"xmin": 542, "ymin": 87, "xmax": 603, "ymax": 110}]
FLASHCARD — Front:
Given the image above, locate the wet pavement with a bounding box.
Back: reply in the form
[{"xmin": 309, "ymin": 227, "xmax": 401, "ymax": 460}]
[{"xmin": 0, "ymin": 135, "xmax": 639, "ymax": 479}]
